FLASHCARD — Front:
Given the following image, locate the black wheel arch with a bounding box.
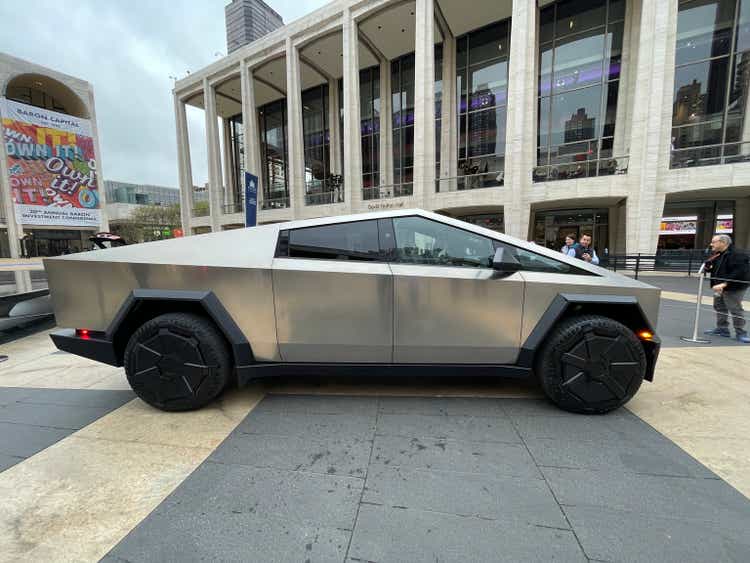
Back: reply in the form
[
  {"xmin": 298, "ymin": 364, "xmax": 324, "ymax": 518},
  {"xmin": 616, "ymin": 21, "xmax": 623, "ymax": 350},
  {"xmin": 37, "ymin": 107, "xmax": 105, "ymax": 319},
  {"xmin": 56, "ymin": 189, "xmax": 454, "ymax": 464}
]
[
  {"xmin": 517, "ymin": 293, "xmax": 660, "ymax": 382},
  {"xmin": 107, "ymin": 289, "xmax": 254, "ymax": 373}
]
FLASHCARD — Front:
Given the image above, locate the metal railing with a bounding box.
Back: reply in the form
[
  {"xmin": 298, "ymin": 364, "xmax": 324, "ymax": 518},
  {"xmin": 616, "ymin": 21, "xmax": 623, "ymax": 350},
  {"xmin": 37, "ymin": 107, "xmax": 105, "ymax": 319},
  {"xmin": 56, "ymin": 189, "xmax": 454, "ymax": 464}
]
[
  {"xmin": 600, "ymin": 249, "xmax": 710, "ymax": 279},
  {"xmin": 533, "ymin": 155, "xmax": 629, "ymax": 183},
  {"xmin": 305, "ymin": 189, "xmax": 345, "ymax": 206},
  {"xmin": 436, "ymin": 171, "xmax": 505, "ymax": 193},
  {"xmin": 670, "ymin": 140, "xmax": 750, "ymax": 169},
  {"xmin": 222, "ymin": 202, "xmax": 243, "ymax": 214},
  {"xmin": 192, "ymin": 206, "xmax": 210, "ymax": 218},
  {"xmin": 261, "ymin": 196, "xmax": 290, "ymax": 210},
  {"xmin": 363, "ymin": 184, "xmax": 414, "ymax": 201}
]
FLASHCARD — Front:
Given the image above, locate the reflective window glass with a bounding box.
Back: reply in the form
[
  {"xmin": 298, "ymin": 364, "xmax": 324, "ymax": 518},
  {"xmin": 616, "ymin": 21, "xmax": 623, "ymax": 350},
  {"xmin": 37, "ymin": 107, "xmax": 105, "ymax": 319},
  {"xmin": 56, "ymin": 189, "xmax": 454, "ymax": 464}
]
[
  {"xmin": 675, "ymin": 0, "xmax": 734, "ymax": 66},
  {"xmin": 550, "ymin": 86, "xmax": 603, "ymax": 145},
  {"xmin": 672, "ymin": 58, "xmax": 729, "ymax": 125},
  {"xmin": 287, "ymin": 221, "xmax": 380, "ymax": 261},
  {"xmin": 555, "ymin": 0, "xmax": 606, "ymax": 38},
  {"xmin": 392, "ymin": 217, "xmax": 495, "ymax": 268},
  {"xmin": 553, "ymin": 28, "xmax": 605, "ymax": 93}
]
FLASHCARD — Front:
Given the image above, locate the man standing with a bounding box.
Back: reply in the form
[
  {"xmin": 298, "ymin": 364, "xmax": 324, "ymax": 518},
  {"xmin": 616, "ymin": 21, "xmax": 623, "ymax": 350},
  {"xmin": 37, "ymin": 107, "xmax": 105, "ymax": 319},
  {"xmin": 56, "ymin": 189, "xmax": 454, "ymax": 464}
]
[
  {"xmin": 704, "ymin": 235, "xmax": 750, "ymax": 343},
  {"xmin": 571, "ymin": 233, "xmax": 600, "ymax": 265}
]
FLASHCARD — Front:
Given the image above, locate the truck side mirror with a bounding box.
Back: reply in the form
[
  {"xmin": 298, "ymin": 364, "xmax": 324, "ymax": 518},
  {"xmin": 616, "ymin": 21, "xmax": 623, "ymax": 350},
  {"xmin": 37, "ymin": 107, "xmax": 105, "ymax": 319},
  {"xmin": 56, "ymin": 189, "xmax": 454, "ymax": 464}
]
[{"xmin": 492, "ymin": 247, "xmax": 521, "ymax": 276}]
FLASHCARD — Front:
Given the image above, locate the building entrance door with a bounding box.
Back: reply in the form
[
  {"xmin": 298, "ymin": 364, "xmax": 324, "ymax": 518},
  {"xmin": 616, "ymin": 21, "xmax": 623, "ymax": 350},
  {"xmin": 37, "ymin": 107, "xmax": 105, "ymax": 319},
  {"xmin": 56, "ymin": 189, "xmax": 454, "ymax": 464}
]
[{"xmin": 533, "ymin": 209, "xmax": 610, "ymax": 254}]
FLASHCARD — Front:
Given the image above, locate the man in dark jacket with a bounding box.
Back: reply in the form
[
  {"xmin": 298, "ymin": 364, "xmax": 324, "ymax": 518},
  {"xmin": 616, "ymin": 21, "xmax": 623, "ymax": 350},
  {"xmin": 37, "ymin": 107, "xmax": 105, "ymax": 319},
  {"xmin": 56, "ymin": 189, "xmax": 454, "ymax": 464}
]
[{"xmin": 703, "ymin": 235, "xmax": 750, "ymax": 343}]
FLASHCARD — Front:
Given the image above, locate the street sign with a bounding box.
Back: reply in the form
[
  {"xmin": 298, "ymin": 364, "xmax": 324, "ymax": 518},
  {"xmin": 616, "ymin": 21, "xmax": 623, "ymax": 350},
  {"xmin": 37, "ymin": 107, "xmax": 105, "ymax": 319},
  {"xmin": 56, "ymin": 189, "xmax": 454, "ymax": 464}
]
[{"xmin": 245, "ymin": 172, "xmax": 258, "ymax": 227}]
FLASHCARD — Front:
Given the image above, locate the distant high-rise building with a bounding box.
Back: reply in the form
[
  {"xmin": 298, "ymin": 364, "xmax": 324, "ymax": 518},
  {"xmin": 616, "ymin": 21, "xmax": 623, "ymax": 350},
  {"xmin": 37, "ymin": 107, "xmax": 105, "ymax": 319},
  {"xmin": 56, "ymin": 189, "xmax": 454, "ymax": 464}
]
[{"xmin": 225, "ymin": 0, "xmax": 284, "ymax": 53}]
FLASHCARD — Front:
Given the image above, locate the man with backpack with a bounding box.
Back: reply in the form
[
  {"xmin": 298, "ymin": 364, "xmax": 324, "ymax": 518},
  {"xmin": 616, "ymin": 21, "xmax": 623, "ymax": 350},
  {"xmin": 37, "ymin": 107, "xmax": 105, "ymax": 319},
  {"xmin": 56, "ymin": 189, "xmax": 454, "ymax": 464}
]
[{"xmin": 703, "ymin": 234, "xmax": 750, "ymax": 343}]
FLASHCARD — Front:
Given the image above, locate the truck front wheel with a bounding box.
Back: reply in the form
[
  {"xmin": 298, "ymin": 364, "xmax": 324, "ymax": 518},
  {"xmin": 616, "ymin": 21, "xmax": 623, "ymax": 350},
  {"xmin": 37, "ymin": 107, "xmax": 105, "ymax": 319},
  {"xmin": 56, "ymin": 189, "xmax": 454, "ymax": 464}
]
[
  {"xmin": 124, "ymin": 312, "xmax": 232, "ymax": 411},
  {"xmin": 536, "ymin": 314, "xmax": 646, "ymax": 414}
]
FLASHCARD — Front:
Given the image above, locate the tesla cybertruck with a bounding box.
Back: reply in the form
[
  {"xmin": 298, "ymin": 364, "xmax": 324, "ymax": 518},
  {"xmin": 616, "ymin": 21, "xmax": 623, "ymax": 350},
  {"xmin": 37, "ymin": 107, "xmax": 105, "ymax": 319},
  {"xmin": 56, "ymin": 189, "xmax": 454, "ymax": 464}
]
[{"xmin": 45, "ymin": 209, "xmax": 661, "ymax": 414}]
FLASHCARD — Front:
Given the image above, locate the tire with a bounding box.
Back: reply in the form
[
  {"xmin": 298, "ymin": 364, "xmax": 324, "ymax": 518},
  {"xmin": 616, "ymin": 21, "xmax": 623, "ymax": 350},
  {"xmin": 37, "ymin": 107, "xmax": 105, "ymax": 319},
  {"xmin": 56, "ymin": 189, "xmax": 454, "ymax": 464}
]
[
  {"xmin": 124, "ymin": 313, "xmax": 232, "ymax": 411},
  {"xmin": 535, "ymin": 314, "xmax": 646, "ymax": 414}
]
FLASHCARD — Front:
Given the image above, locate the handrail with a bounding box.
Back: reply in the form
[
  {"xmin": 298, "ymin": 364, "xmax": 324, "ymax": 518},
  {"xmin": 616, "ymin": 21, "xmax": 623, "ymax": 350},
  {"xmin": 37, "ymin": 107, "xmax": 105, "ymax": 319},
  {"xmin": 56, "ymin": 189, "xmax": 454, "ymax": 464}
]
[
  {"xmin": 261, "ymin": 196, "xmax": 290, "ymax": 210},
  {"xmin": 670, "ymin": 140, "xmax": 750, "ymax": 168},
  {"xmin": 533, "ymin": 155, "xmax": 629, "ymax": 182},
  {"xmin": 363, "ymin": 184, "xmax": 414, "ymax": 200},
  {"xmin": 436, "ymin": 171, "xmax": 505, "ymax": 192}
]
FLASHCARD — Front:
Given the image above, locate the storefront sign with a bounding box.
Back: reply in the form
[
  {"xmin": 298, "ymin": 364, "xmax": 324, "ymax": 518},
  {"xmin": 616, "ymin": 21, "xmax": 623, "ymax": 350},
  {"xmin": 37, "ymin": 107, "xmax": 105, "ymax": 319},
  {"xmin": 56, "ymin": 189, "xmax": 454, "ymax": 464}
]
[
  {"xmin": 716, "ymin": 215, "xmax": 733, "ymax": 234},
  {"xmin": 659, "ymin": 216, "xmax": 697, "ymax": 235},
  {"xmin": 1, "ymin": 98, "xmax": 100, "ymax": 227}
]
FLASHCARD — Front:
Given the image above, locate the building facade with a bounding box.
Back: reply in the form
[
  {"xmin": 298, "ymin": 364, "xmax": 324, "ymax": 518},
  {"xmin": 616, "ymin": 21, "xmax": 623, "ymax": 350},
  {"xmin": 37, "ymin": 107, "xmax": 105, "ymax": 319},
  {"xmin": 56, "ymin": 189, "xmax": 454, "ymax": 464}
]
[
  {"xmin": 175, "ymin": 0, "xmax": 750, "ymax": 255},
  {"xmin": 1, "ymin": 52, "xmax": 107, "ymax": 290},
  {"xmin": 226, "ymin": 0, "xmax": 284, "ymax": 53}
]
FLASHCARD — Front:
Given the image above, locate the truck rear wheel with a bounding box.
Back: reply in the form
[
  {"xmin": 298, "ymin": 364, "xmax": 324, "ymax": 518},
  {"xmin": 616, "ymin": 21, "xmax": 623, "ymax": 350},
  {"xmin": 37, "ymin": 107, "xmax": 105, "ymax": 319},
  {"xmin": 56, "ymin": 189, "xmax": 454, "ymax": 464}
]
[
  {"xmin": 536, "ymin": 314, "xmax": 646, "ymax": 414},
  {"xmin": 124, "ymin": 312, "xmax": 231, "ymax": 411}
]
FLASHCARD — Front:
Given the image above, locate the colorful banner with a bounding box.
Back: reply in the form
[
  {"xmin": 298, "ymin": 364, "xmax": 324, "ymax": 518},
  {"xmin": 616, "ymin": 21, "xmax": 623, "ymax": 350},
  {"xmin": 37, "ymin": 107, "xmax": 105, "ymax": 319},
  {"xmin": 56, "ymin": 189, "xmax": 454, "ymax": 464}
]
[
  {"xmin": 1, "ymin": 97, "xmax": 100, "ymax": 227},
  {"xmin": 660, "ymin": 216, "xmax": 697, "ymax": 235}
]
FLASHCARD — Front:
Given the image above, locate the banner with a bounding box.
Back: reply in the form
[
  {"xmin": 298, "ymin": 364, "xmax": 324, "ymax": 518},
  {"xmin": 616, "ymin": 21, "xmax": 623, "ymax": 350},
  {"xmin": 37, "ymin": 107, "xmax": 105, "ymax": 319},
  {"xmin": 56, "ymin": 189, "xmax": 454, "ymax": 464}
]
[
  {"xmin": 1, "ymin": 98, "xmax": 101, "ymax": 227},
  {"xmin": 245, "ymin": 171, "xmax": 257, "ymax": 227}
]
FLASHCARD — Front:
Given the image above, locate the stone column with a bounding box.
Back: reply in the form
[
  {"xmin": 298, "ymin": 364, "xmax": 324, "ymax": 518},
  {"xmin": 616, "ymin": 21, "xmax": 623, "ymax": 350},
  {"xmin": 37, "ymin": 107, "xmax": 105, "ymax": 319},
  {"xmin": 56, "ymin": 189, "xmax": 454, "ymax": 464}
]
[
  {"xmin": 174, "ymin": 94, "xmax": 194, "ymax": 233},
  {"xmin": 241, "ymin": 63, "xmax": 264, "ymax": 210},
  {"xmin": 221, "ymin": 117, "xmax": 235, "ymax": 208},
  {"xmin": 343, "ymin": 7, "xmax": 363, "ymax": 210},
  {"xmin": 204, "ymin": 78, "xmax": 223, "ymax": 232},
  {"xmin": 412, "ymin": 0, "xmax": 436, "ymax": 203},
  {"xmin": 439, "ymin": 32, "xmax": 457, "ymax": 192},
  {"xmin": 328, "ymin": 77, "xmax": 342, "ymax": 177},
  {"xmin": 0, "ymin": 131, "xmax": 31, "ymax": 292},
  {"xmin": 87, "ymin": 87, "xmax": 109, "ymax": 233},
  {"xmin": 612, "ymin": 0, "xmax": 640, "ymax": 158},
  {"xmin": 626, "ymin": 0, "xmax": 678, "ymax": 254},
  {"xmin": 503, "ymin": 0, "xmax": 537, "ymax": 239},
  {"xmin": 286, "ymin": 38, "xmax": 306, "ymax": 213},
  {"xmin": 379, "ymin": 59, "xmax": 394, "ymax": 189}
]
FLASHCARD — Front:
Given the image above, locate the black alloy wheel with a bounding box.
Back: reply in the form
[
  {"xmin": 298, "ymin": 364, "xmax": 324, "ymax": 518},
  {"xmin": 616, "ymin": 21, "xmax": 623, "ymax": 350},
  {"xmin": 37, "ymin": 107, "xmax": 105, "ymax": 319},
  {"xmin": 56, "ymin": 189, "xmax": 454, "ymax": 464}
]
[
  {"xmin": 124, "ymin": 313, "xmax": 232, "ymax": 411},
  {"xmin": 536, "ymin": 314, "xmax": 647, "ymax": 414}
]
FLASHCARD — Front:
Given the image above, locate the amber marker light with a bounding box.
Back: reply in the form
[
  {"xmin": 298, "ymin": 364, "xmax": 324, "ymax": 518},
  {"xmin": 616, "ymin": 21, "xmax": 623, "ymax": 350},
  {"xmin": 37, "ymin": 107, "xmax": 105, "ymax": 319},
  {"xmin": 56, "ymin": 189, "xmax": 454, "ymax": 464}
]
[{"xmin": 638, "ymin": 330, "xmax": 653, "ymax": 341}]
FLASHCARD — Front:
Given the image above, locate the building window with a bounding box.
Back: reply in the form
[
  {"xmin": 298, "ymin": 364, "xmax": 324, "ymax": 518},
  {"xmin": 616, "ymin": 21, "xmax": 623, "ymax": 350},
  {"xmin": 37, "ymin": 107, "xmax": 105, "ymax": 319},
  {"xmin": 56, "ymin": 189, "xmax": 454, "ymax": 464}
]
[
  {"xmin": 360, "ymin": 66, "xmax": 381, "ymax": 199},
  {"xmin": 536, "ymin": 0, "xmax": 625, "ymax": 182},
  {"xmin": 671, "ymin": 0, "xmax": 750, "ymax": 167},
  {"xmin": 658, "ymin": 200, "xmax": 735, "ymax": 249},
  {"xmin": 5, "ymin": 85, "xmax": 67, "ymax": 114},
  {"xmin": 391, "ymin": 54, "xmax": 416, "ymax": 198},
  {"xmin": 258, "ymin": 99, "xmax": 289, "ymax": 209},
  {"xmin": 229, "ymin": 114, "xmax": 245, "ymax": 212},
  {"xmin": 302, "ymin": 84, "xmax": 339, "ymax": 205},
  {"xmin": 454, "ymin": 19, "xmax": 510, "ymax": 191}
]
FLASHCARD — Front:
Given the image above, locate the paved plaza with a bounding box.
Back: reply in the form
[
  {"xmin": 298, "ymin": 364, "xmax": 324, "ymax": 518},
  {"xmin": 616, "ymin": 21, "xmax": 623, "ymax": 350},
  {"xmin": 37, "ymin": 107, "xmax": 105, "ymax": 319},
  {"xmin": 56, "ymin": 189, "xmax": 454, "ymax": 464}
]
[{"xmin": 1, "ymin": 277, "xmax": 749, "ymax": 562}]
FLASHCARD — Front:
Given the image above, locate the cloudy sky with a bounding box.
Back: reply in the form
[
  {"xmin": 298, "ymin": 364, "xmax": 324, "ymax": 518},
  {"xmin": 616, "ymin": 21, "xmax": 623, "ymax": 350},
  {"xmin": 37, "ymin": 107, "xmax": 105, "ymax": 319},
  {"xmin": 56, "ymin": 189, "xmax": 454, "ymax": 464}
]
[{"xmin": 0, "ymin": 0, "xmax": 326, "ymax": 188}]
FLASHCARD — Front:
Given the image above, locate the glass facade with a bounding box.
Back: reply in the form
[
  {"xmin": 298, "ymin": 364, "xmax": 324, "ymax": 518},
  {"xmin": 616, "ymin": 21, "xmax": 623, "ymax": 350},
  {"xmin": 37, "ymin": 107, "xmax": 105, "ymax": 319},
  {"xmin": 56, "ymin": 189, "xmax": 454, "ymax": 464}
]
[
  {"xmin": 536, "ymin": 0, "xmax": 625, "ymax": 182},
  {"xmin": 258, "ymin": 99, "xmax": 289, "ymax": 209},
  {"xmin": 454, "ymin": 19, "xmax": 510, "ymax": 190},
  {"xmin": 533, "ymin": 208, "xmax": 610, "ymax": 253},
  {"xmin": 391, "ymin": 54, "xmax": 416, "ymax": 197},
  {"xmin": 302, "ymin": 84, "xmax": 337, "ymax": 205},
  {"xmin": 360, "ymin": 67, "xmax": 381, "ymax": 196},
  {"xmin": 104, "ymin": 181, "xmax": 180, "ymax": 206},
  {"xmin": 5, "ymin": 86, "xmax": 67, "ymax": 114},
  {"xmin": 671, "ymin": 0, "xmax": 750, "ymax": 167},
  {"xmin": 230, "ymin": 114, "xmax": 245, "ymax": 211},
  {"xmin": 658, "ymin": 200, "xmax": 735, "ymax": 249}
]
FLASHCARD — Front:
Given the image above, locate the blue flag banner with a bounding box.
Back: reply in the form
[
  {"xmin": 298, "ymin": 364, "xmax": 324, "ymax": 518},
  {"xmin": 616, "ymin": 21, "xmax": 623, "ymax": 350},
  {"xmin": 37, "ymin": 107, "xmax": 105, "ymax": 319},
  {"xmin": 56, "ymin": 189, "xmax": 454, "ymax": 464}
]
[{"xmin": 244, "ymin": 172, "xmax": 258, "ymax": 227}]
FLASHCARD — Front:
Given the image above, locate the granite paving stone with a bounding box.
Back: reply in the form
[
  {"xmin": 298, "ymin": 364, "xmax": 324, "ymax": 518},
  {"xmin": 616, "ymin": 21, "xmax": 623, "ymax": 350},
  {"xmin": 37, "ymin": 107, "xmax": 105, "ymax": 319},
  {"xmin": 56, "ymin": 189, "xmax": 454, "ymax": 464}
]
[
  {"xmin": 12, "ymin": 387, "xmax": 134, "ymax": 409},
  {"xmin": 542, "ymin": 467, "xmax": 750, "ymax": 524},
  {"xmin": 371, "ymin": 434, "xmax": 541, "ymax": 478},
  {"xmin": 525, "ymin": 436, "xmax": 716, "ymax": 478},
  {"xmin": 235, "ymin": 410, "xmax": 376, "ymax": 440},
  {"xmin": 210, "ymin": 431, "xmax": 372, "ymax": 477},
  {"xmin": 255, "ymin": 393, "xmax": 379, "ymax": 415},
  {"xmin": 362, "ymin": 465, "xmax": 568, "ymax": 528},
  {"xmin": 0, "ymin": 402, "xmax": 113, "ymax": 430},
  {"xmin": 511, "ymin": 410, "xmax": 658, "ymax": 442},
  {"xmin": 0, "ymin": 452, "xmax": 24, "ymax": 473},
  {"xmin": 377, "ymin": 396, "xmax": 507, "ymax": 417},
  {"xmin": 0, "ymin": 421, "xmax": 70, "ymax": 458},
  {"xmin": 376, "ymin": 412, "xmax": 521, "ymax": 443},
  {"xmin": 347, "ymin": 504, "xmax": 586, "ymax": 563},
  {"xmin": 563, "ymin": 504, "xmax": 750, "ymax": 562}
]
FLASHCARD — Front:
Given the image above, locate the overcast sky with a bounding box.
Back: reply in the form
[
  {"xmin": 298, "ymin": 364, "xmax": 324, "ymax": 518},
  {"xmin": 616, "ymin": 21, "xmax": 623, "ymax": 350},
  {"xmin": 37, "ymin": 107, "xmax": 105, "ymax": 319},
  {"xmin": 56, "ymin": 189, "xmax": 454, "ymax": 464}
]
[{"xmin": 0, "ymin": 0, "xmax": 327, "ymax": 188}]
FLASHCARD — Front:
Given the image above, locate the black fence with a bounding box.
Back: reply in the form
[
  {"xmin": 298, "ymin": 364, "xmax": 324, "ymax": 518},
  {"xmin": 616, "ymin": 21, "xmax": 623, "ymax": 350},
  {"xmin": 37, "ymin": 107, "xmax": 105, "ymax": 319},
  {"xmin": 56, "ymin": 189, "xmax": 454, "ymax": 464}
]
[{"xmin": 600, "ymin": 250, "xmax": 710, "ymax": 279}]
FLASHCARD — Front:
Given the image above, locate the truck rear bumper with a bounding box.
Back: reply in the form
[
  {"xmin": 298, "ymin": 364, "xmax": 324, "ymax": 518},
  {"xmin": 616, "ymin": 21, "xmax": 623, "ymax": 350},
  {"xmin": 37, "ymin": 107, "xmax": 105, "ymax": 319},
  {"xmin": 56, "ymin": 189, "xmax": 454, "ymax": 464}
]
[{"xmin": 50, "ymin": 329, "xmax": 121, "ymax": 367}]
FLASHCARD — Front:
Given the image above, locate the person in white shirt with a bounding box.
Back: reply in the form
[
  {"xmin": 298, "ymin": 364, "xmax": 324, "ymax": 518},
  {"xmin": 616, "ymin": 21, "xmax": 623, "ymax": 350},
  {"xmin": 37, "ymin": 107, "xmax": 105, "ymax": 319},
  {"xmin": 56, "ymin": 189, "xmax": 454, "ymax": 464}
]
[{"xmin": 561, "ymin": 234, "xmax": 576, "ymax": 256}]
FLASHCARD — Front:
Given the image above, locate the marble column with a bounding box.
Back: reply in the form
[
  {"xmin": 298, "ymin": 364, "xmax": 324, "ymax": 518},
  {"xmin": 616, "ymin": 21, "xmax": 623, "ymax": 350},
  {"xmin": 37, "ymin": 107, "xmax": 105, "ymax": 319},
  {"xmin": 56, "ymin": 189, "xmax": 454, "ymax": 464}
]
[
  {"xmin": 439, "ymin": 32, "xmax": 457, "ymax": 192},
  {"xmin": 626, "ymin": 0, "xmax": 678, "ymax": 254},
  {"xmin": 503, "ymin": 0, "xmax": 537, "ymax": 239},
  {"xmin": 412, "ymin": 0, "xmax": 436, "ymax": 204},
  {"xmin": 204, "ymin": 78, "xmax": 223, "ymax": 232},
  {"xmin": 241, "ymin": 63, "xmax": 264, "ymax": 209},
  {"xmin": 221, "ymin": 117, "xmax": 235, "ymax": 208},
  {"xmin": 328, "ymin": 77, "xmax": 342, "ymax": 177},
  {"xmin": 343, "ymin": 7, "xmax": 363, "ymax": 209},
  {"xmin": 173, "ymin": 94, "xmax": 194, "ymax": 233},
  {"xmin": 286, "ymin": 38, "xmax": 306, "ymax": 213}
]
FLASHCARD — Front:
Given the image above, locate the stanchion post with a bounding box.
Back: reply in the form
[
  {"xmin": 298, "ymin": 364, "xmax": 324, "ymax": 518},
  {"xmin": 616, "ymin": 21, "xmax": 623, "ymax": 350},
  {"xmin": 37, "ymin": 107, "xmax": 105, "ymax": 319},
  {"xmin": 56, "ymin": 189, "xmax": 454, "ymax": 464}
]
[{"xmin": 681, "ymin": 263, "xmax": 711, "ymax": 344}]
